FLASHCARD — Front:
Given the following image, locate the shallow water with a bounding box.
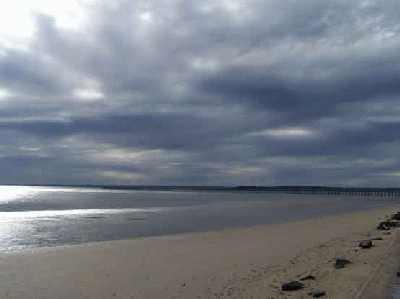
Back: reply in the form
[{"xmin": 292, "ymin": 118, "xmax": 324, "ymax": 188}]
[{"xmin": 0, "ymin": 185, "xmax": 396, "ymax": 251}]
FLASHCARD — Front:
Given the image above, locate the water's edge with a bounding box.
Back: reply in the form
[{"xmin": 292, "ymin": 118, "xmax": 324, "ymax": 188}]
[{"xmin": 0, "ymin": 185, "xmax": 397, "ymax": 252}]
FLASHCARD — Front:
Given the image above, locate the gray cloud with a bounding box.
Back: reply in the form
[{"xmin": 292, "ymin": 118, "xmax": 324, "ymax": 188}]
[{"xmin": 1, "ymin": 0, "xmax": 400, "ymax": 186}]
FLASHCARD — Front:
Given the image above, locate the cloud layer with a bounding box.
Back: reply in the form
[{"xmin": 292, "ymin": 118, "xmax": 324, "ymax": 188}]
[{"xmin": 1, "ymin": 0, "xmax": 400, "ymax": 186}]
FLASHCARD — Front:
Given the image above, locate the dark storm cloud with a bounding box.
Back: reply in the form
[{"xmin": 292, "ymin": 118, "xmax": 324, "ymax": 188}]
[
  {"xmin": 1, "ymin": 0, "xmax": 400, "ymax": 185},
  {"xmin": 196, "ymin": 56, "xmax": 400, "ymax": 123},
  {"xmin": 0, "ymin": 49, "xmax": 72, "ymax": 96},
  {"xmin": 0, "ymin": 112, "xmax": 270, "ymax": 150}
]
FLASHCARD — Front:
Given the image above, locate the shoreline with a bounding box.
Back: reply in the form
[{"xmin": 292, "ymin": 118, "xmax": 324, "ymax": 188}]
[
  {"xmin": 1, "ymin": 200, "xmax": 396, "ymax": 255},
  {"xmin": 0, "ymin": 205, "xmax": 399, "ymax": 298}
]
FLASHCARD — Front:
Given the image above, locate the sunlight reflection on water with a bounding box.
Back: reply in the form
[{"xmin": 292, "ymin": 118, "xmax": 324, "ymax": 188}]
[
  {"xmin": 0, "ymin": 208, "xmax": 163, "ymax": 221},
  {"xmin": 0, "ymin": 185, "xmax": 40, "ymax": 202}
]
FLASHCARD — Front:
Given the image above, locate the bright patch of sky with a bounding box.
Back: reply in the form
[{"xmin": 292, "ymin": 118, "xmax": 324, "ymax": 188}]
[
  {"xmin": 0, "ymin": 0, "xmax": 93, "ymax": 47},
  {"xmin": 250, "ymin": 127, "xmax": 315, "ymax": 138}
]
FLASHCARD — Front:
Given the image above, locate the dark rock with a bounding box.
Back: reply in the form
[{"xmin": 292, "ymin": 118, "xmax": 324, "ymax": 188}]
[
  {"xmin": 378, "ymin": 225, "xmax": 390, "ymax": 231},
  {"xmin": 381, "ymin": 221, "xmax": 399, "ymax": 228},
  {"xmin": 359, "ymin": 240, "xmax": 373, "ymax": 249},
  {"xmin": 377, "ymin": 222, "xmax": 389, "ymax": 230},
  {"xmin": 335, "ymin": 258, "xmax": 351, "ymax": 269},
  {"xmin": 281, "ymin": 281, "xmax": 304, "ymax": 291},
  {"xmin": 387, "ymin": 221, "xmax": 399, "ymax": 227},
  {"xmin": 308, "ymin": 290, "xmax": 326, "ymax": 297},
  {"xmin": 300, "ymin": 275, "xmax": 316, "ymax": 281},
  {"xmin": 391, "ymin": 212, "xmax": 400, "ymax": 220},
  {"xmin": 377, "ymin": 221, "xmax": 399, "ymax": 230},
  {"xmin": 397, "ymin": 272, "xmax": 400, "ymax": 277}
]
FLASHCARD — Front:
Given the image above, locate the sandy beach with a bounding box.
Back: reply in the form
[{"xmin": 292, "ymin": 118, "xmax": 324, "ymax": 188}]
[{"xmin": 0, "ymin": 205, "xmax": 399, "ymax": 299}]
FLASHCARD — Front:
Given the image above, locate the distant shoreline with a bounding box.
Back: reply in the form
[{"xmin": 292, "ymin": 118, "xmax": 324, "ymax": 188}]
[{"xmin": 3, "ymin": 183, "xmax": 400, "ymax": 195}]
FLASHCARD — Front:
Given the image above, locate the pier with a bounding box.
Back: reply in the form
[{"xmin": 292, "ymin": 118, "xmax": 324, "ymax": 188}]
[{"xmin": 232, "ymin": 186, "xmax": 400, "ymax": 197}]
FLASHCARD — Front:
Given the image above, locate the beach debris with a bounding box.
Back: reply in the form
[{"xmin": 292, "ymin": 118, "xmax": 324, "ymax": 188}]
[
  {"xmin": 391, "ymin": 212, "xmax": 400, "ymax": 220},
  {"xmin": 383, "ymin": 231, "xmax": 391, "ymax": 235},
  {"xmin": 300, "ymin": 275, "xmax": 316, "ymax": 281},
  {"xmin": 281, "ymin": 281, "xmax": 304, "ymax": 291},
  {"xmin": 377, "ymin": 221, "xmax": 398, "ymax": 230},
  {"xmin": 377, "ymin": 222, "xmax": 390, "ymax": 230},
  {"xmin": 359, "ymin": 240, "xmax": 373, "ymax": 249},
  {"xmin": 308, "ymin": 290, "xmax": 326, "ymax": 298},
  {"xmin": 334, "ymin": 258, "xmax": 351, "ymax": 269},
  {"xmin": 386, "ymin": 220, "xmax": 400, "ymax": 227}
]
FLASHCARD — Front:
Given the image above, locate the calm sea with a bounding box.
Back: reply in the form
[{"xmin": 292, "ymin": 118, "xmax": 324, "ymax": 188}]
[{"xmin": 0, "ymin": 185, "xmax": 394, "ymax": 251}]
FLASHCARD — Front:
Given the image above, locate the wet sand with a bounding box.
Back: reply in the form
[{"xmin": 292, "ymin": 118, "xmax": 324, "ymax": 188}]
[{"xmin": 0, "ymin": 205, "xmax": 398, "ymax": 298}]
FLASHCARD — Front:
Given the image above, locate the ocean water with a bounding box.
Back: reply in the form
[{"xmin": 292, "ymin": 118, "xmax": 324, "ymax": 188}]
[{"xmin": 0, "ymin": 185, "xmax": 395, "ymax": 252}]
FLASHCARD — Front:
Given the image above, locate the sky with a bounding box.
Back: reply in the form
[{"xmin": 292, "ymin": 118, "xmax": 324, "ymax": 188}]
[{"xmin": 0, "ymin": 0, "xmax": 400, "ymax": 186}]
